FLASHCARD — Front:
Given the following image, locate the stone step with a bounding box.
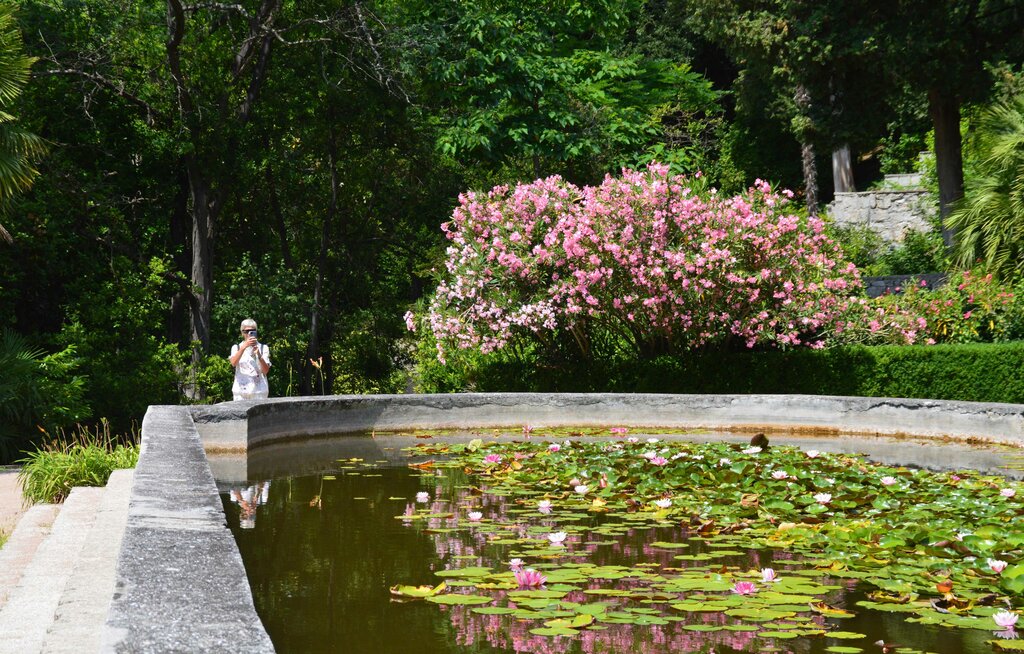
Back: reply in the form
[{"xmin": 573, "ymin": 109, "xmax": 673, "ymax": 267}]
[
  {"xmin": 0, "ymin": 486, "xmax": 105, "ymax": 654},
  {"xmin": 42, "ymin": 469, "xmax": 134, "ymax": 654},
  {"xmin": 0, "ymin": 503, "xmax": 61, "ymax": 611}
]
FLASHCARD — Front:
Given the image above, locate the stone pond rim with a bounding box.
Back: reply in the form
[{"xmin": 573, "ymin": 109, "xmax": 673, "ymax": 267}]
[
  {"xmin": 189, "ymin": 393, "xmax": 1024, "ymax": 453},
  {"xmin": 101, "ymin": 393, "xmax": 1024, "ymax": 653}
]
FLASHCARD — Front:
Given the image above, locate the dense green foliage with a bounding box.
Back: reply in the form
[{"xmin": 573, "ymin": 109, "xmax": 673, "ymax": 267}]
[
  {"xmin": 17, "ymin": 425, "xmax": 138, "ymax": 503},
  {"xmin": 0, "ymin": 0, "xmax": 1021, "ymax": 466},
  {"xmin": 950, "ymin": 95, "xmax": 1024, "ymax": 278},
  {"xmin": 416, "ymin": 341, "xmax": 1024, "ymax": 404}
]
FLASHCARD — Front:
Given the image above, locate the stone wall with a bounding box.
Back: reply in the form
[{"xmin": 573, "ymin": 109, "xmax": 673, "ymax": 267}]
[
  {"xmin": 829, "ymin": 189, "xmax": 934, "ymax": 242},
  {"xmin": 862, "ymin": 273, "xmax": 946, "ymax": 298}
]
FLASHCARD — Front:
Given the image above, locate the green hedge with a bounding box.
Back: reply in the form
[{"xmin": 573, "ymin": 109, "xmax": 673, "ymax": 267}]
[{"xmin": 418, "ymin": 342, "xmax": 1024, "ymax": 404}]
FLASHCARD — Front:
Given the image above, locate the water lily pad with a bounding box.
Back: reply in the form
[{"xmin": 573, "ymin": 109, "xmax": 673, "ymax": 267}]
[
  {"xmin": 471, "ymin": 606, "xmax": 518, "ymax": 615},
  {"xmin": 529, "ymin": 627, "xmax": 578, "ymax": 637},
  {"xmin": 426, "ymin": 594, "xmax": 494, "ymax": 605}
]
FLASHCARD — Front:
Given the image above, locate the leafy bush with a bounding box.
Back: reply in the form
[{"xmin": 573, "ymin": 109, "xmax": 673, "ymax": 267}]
[
  {"xmin": 415, "ymin": 341, "xmax": 1024, "ymax": 404},
  {"xmin": 412, "ymin": 164, "xmax": 865, "ymax": 360},
  {"xmin": 0, "ymin": 329, "xmax": 89, "ymax": 464},
  {"xmin": 949, "ymin": 94, "xmax": 1024, "ymax": 279},
  {"xmin": 18, "ymin": 422, "xmax": 139, "ymax": 504}
]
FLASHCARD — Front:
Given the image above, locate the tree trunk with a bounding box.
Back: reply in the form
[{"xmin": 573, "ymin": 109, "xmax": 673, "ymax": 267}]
[
  {"xmin": 793, "ymin": 85, "xmax": 819, "ymax": 217},
  {"xmin": 801, "ymin": 141, "xmax": 818, "ymax": 217},
  {"xmin": 832, "ymin": 145, "xmax": 855, "ymax": 193},
  {"xmin": 928, "ymin": 87, "xmax": 965, "ymax": 248},
  {"xmin": 306, "ymin": 123, "xmax": 338, "ymax": 395},
  {"xmin": 186, "ymin": 158, "xmax": 217, "ymax": 358}
]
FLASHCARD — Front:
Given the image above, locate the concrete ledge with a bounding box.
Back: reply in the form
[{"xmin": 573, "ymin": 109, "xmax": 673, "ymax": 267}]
[
  {"xmin": 102, "ymin": 406, "xmax": 273, "ymax": 653},
  {"xmin": 192, "ymin": 393, "xmax": 1024, "ymax": 452}
]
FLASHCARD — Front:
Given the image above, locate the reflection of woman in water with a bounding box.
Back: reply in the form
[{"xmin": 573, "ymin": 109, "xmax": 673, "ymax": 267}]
[{"xmin": 230, "ymin": 481, "xmax": 271, "ymax": 529}]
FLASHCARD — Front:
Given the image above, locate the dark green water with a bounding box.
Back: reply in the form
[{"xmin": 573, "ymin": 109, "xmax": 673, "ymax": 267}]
[{"xmin": 223, "ymin": 459, "xmax": 1002, "ymax": 654}]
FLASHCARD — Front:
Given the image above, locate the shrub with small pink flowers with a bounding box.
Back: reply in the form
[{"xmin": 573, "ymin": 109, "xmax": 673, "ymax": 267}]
[{"xmin": 412, "ymin": 164, "xmax": 873, "ymax": 362}]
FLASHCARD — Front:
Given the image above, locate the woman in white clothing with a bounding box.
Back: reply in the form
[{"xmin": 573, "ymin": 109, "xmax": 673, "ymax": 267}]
[{"xmin": 229, "ymin": 318, "xmax": 272, "ymax": 400}]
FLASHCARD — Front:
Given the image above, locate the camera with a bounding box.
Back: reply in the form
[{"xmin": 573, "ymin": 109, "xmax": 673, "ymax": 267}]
[{"xmin": 245, "ymin": 329, "xmax": 257, "ymax": 338}]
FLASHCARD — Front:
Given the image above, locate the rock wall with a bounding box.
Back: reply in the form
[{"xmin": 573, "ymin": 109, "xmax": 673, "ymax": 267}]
[{"xmin": 829, "ymin": 190, "xmax": 935, "ymax": 242}]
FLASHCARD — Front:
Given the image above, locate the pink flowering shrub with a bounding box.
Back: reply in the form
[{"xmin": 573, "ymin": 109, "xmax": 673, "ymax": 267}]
[{"xmin": 411, "ymin": 164, "xmax": 887, "ymax": 362}]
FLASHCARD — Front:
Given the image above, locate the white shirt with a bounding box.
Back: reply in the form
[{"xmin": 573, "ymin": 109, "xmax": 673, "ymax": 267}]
[{"xmin": 231, "ymin": 342, "xmax": 272, "ymax": 397}]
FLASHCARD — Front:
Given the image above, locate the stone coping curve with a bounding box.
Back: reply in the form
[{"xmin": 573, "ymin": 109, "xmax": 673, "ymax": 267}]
[{"xmin": 108, "ymin": 393, "xmax": 1024, "ymax": 652}]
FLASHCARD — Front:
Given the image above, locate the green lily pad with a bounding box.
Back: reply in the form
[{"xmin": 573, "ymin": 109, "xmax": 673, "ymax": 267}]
[{"xmin": 426, "ymin": 594, "xmax": 494, "ymax": 606}]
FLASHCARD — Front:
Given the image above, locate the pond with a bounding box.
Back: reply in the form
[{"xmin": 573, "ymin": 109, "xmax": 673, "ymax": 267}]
[{"xmin": 218, "ymin": 430, "xmax": 1024, "ymax": 654}]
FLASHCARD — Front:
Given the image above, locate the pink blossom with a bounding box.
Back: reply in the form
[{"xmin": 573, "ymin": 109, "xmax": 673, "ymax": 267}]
[
  {"xmin": 1002, "ymin": 488, "xmax": 1017, "ymax": 498},
  {"xmin": 467, "ymin": 511, "xmax": 483, "ymax": 521},
  {"xmin": 732, "ymin": 581, "xmax": 758, "ymax": 595},
  {"xmin": 994, "ymin": 611, "xmax": 1019, "ymax": 628},
  {"xmin": 988, "ymin": 558, "xmax": 1009, "ymax": 574},
  {"xmin": 771, "ymin": 470, "xmax": 789, "ymax": 480},
  {"xmin": 880, "ymin": 476, "xmax": 897, "ymax": 486},
  {"xmin": 513, "ymin": 568, "xmax": 547, "ymax": 588},
  {"xmin": 805, "ymin": 450, "xmax": 820, "ymax": 458},
  {"xmin": 548, "ymin": 443, "xmax": 561, "ymax": 453},
  {"xmin": 649, "ymin": 456, "xmax": 669, "ymax": 466},
  {"xmin": 483, "ymin": 454, "xmax": 503, "ymax": 465},
  {"xmin": 761, "ymin": 568, "xmax": 778, "ymax": 583}
]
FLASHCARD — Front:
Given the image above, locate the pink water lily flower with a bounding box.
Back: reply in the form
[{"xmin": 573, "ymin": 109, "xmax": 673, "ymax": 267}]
[
  {"xmin": 771, "ymin": 470, "xmax": 789, "ymax": 480},
  {"xmin": 483, "ymin": 454, "xmax": 503, "ymax": 465},
  {"xmin": 732, "ymin": 581, "xmax": 758, "ymax": 595},
  {"xmin": 813, "ymin": 493, "xmax": 832, "ymax": 504},
  {"xmin": 514, "ymin": 568, "xmax": 547, "ymax": 588},
  {"xmin": 509, "ymin": 558, "xmax": 525, "ymax": 571},
  {"xmin": 994, "ymin": 611, "xmax": 1019, "ymax": 628},
  {"xmin": 761, "ymin": 568, "xmax": 778, "ymax": 583},
  {"xmin": 569, "ymin": 478, "xmax": 581, "ymax": 487},
  {"xmin": 548, "ymin": 443, "xmax": 561, "ymax": 453},
  {"xmin": 467, "ymin": 511, "xmax": 483, "ymax": 521},
  {"xmin": 988, "ymin": 558, "xmax": 1009, "ymax": 573},
  {"xmin": 547, "ymin": 531, "xmax": 568, "ymax": 545},
  {"xmin": 880, "ymin": 476, "xmax": 897, "ymax": 486},
  {"xmin": 522, "ymin": 425, "xmax": 534, "ymax": 436},
  {"xmin": 610, "ymin": 427, "xmax": 629, "ymax": 435},
  {"xmin": 1002, "ymin": 488, "xmax": 1017, "ymax": 498},
  {"xmin": 537, "ymin": 499, "xmax": 552, "ymax": 511},
  {"xmin": 650, "ymin": 456, "xmax": 669, "ymax": 466},
  {"xmin": 626, "ymin": 437, "xmax": 639, "ymax": 443}
]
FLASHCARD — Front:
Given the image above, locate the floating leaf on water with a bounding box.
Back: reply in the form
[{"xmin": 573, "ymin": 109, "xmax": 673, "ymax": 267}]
[
  {"xmin": 389, "ymin": 581, "xmax": 447, "ymax": 598},
  {"xmin": 434, "ymin": 567, "xmax": 492, "ymax": 578},
  {"xmin": 470, "ymin": 606, "xmax": 518, "ymax": 615},
  {"xmin": 426, "ymin": 594, "xmax": 494, "ymax": 605},
  {"xmin": 809, "ymin": 601, "xmax": 856, "ymax": 617},
  {"xmin": 759, "ymin": 630, "xmax": 799, "ymax": 639},
  {"xmin": 827, "ymin": 631, "xmax": 868, "ymax": 639},
  {"xmin": 528, "ymin": 627, "xmax": 578, "ymax": 637},
  {"xmin": 824, "ymin": 646, "xmax": 864, "ymax": 653}
]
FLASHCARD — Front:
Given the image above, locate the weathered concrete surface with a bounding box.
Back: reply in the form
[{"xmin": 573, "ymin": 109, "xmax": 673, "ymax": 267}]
[
  {"xmin": 0, "ymin": 503, "xmax": 59, "ymax": 611},
  {"xmin": 101, "ymin": 406, "xmax": 273, "ymax": 653},
  {"xmin": 43, "ymin": 469, "xmax": 134, "ymax": 654},
  {"xmin": 192, "ymin": 394, "xmax": 1024, "ymax": 453},
  {"xmin": 0, "ymin": 487, "xmax": 104, "ymax": 653}
]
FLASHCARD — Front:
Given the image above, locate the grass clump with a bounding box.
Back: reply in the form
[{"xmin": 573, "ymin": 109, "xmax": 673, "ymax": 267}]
[{"xmin": 18, "ymin": 421, "xmax": 139, "ymax": 504}]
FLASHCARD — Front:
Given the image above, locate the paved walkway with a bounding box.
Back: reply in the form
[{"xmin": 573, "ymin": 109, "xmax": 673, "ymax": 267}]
[{"xmin": 0, "ymin": 469, "xmax": 26, "ymax": 539}]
